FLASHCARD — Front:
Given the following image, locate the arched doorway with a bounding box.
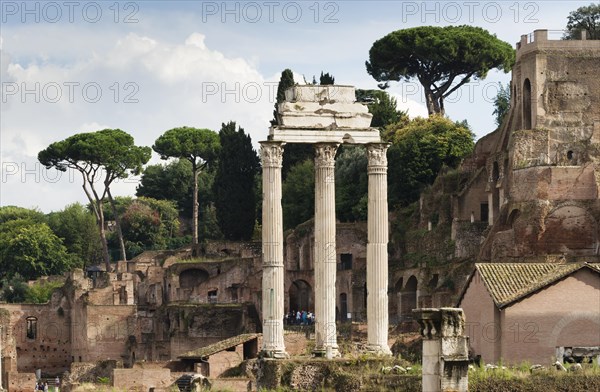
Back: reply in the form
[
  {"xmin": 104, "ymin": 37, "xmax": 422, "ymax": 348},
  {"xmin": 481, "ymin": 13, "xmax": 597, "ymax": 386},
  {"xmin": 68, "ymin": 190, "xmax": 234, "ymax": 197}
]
[
  {"xmin": 523, "ymin": 79, "xmax": 532, "ymax": 129},
  {"xmin": 179, "ymin": 268, "xmax": 209, "ymax": 289},
  {"xmin": 289, "ymin": 280, "xmax": 312, "ymax": 312},
  {"xmin": 401, "ymin": 276, "xmax": 418, "ymax": 321}
]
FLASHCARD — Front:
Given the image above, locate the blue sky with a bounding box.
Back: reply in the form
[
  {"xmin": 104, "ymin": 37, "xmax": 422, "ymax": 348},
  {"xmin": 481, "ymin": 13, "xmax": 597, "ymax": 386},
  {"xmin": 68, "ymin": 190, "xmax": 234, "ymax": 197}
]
[{"xmin": 0, "ymin": 1, "xmax": 591, "ymax": 212}]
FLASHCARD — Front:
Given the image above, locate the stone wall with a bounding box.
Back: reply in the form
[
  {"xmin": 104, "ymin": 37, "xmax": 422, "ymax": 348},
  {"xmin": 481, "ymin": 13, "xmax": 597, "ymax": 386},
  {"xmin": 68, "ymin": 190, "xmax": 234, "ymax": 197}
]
[
  {"xmin": 113, "ymin": 368, "xmax": 171, "ymax": 391},
  {"xmin": 206, "ymin": 345, "xmax": 244, "ymax": 378},
  {"xmin": 0, "ymin": 302, "xmax": 72, "ymax": 375},
  {"xmin": 446, "ymin": 32, "xmax": 600, "ymax": 263},
  {"xmin": 166, "ymin": 258, "xmax": 260, "ymax": 304},
  {"xmin": 166, "ymin": 304, "xmax": 257, "ymax": 359},
  {"xmin": 510, "ymin": 165, "xmax": 598, "ymax": 201},
  {"xmin": 7, "ymin": 372, "xmax": 36, "ymax": 392},
  {"xmin": 283, "ymin": 222, "xmax": 368, "ymax": 319},
  {"xmin": 83, "ymin": 305, "xmax": 137, "ymax": 363}
]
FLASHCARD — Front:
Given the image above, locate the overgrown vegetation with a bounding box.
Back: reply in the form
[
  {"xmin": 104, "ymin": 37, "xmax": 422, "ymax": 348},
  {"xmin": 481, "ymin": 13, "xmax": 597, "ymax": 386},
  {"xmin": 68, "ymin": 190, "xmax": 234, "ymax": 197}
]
[
  {"xmin": 0, "ymin": 275, "xmax": 63, "ymax": 303},
  {"xmin": 254, "ymin": 359, "xmax": 600, "ymax": 391},
  {"xmin": 470, "ymin": 362, "xmax": 600, "ymax": 392}
]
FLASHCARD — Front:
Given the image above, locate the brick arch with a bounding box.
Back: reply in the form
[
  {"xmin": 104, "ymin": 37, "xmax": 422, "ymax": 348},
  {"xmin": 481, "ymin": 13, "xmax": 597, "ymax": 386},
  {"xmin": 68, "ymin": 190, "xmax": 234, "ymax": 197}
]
[
  {"xmin": 549, "ymin": 311, "xmax": 600, "ymax": 349},
  {"xmin": 506, "ymin": 208, "xmax": 520, "ymax": 227},
  {"xmin": 179, "ymin": 268, "xmax": 209, "ymax": 289},
  {"xmin": 400, "ymin": 275, "xmax": 418, "ymax": 321},
  {"xmin": 289, "ymin": 279, "xmax": 313, "ymax": 312}
]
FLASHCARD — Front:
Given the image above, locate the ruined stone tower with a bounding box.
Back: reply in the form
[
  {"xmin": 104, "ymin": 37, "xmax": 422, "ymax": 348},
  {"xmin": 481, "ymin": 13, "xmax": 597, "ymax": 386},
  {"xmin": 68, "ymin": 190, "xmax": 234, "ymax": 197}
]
[{"xmin": 453, "ymin": 29, "xmax": 600, "ymax": 262}]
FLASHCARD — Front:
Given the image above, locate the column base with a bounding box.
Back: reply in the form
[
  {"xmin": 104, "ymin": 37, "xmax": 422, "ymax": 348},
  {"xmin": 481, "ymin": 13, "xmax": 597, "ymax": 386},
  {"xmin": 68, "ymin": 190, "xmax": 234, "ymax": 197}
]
[
  {"xmin": 312, "ymin": 346, "xmax": 340, "ymax": 359},
  {"xmin": 260, "ymin": 349, "xmax": 289, "ymax": 359},
  {"xmin": 365, "ymin": 344, "xmax": 392, "ymax": 356}
]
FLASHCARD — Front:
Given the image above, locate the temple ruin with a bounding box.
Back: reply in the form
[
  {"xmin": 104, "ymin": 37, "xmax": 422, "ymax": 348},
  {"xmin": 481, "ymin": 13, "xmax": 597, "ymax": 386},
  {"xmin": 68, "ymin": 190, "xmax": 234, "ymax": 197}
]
[{"xmin": 260, "ymin": 85, "xmax": 391, "ymax": 357}]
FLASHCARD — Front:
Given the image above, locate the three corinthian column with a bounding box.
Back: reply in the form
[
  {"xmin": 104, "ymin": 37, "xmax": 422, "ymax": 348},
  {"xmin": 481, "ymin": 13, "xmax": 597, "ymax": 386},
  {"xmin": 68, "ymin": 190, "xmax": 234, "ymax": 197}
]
[{"xmin": 260, "ymin": 141, "xmax": 390, "ymax": 358}]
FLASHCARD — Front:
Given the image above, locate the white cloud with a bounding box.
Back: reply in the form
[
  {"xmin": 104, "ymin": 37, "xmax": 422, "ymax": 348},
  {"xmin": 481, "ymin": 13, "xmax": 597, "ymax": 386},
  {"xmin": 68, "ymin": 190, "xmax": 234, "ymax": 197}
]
[
  {"xmin": 389, "ymin": 93, "xmax": 429, "ymax": 119},
  {"xmin": 1, "ymin": 31, "xmax": 273, "ymax": 212}
]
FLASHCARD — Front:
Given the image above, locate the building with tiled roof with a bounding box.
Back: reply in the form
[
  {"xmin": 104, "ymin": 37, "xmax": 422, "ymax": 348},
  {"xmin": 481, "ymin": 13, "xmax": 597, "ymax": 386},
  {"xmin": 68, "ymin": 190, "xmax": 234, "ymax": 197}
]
[{"xmin": 458, "ymin": 262, "xmax": 600, "ymax": 364}]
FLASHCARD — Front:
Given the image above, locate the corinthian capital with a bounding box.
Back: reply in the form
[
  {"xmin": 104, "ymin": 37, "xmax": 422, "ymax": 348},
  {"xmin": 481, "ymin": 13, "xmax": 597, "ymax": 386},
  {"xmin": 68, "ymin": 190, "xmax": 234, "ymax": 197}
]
[
  {"xmin": 366, "ymin": 143, "xmax": 389, "ymax": 167},
  {"xmin": 314, "ymin": 143, "xmax": 339, "ymax": 168},
  {"xmin": 260, "ymin": 142, "xmax": 284, "ymax": 168}
]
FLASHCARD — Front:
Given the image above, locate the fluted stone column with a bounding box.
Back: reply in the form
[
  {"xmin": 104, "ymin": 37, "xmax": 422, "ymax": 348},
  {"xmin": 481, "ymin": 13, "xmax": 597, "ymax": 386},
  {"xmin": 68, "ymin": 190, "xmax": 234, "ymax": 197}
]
[
  {"xmin": 313, "ymin": 143, "xmax": 340, "ymax": 357},
  {"xmin": 366, "ymin": 143, "xmax": 392, "ymax": 355},
  {"xmin": 260, "ymin": 141, "xmax": 287, "ymax": 358}
]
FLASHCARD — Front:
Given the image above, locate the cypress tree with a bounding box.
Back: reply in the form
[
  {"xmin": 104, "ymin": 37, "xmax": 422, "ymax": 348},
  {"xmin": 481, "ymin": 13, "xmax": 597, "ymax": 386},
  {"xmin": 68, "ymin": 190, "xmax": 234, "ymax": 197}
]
[{"xmin": 214, "ymin": 122, "xmax": 260, "ymax": 240}]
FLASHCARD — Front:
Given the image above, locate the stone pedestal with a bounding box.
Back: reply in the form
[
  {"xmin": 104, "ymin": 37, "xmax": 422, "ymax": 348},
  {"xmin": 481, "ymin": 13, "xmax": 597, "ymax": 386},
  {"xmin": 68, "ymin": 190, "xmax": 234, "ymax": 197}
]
[
  {"xmin": 413, "ymin": 308, "xmax": 469, "ymax": 392},
  {"xmin": 260, "ymin": 142, "xmax": 287, "ymax": 358},
  {"xmin": 313, "ymin": 143, "xmax": 340, "ymax": 357},
  {"xmin": 366, "ymin": 143, "xmax": 392, "ymax": 355}
]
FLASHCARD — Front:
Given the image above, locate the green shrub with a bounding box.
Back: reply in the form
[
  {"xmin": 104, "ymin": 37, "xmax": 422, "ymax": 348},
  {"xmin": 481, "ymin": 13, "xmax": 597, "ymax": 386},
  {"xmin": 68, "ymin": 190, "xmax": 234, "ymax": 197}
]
[{"xmin": 25, "ymin": 280, "xmax": 63, "ymax": 303}]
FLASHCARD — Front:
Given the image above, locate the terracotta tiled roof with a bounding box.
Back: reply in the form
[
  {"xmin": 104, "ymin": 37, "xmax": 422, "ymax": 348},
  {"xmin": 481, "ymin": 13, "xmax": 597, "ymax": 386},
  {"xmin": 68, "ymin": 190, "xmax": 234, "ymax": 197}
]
[
  {"xmin": 178, "ymin": 333, "xmax": 260, "ymax": 359},
  {"xmin": 475, "ymin": 263, "xmax": 600, "ymax": 309},
  {"xmin": 588, "ymin": 263, "xmax": 600, "ymax": 273}
]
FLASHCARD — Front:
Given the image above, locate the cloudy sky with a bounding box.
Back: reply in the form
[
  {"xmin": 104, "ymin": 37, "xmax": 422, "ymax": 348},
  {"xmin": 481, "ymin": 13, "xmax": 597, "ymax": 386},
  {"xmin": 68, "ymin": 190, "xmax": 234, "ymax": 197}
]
[{"xmin": 0, "ymin": 1, "xmax": 588, "ymax": 212}]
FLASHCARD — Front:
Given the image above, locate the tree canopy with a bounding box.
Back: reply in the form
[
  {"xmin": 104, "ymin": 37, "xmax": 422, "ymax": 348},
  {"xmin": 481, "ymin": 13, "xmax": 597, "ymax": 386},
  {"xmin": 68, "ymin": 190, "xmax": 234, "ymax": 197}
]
[
  {"xmin": 46, "ymin": 203, "xmax": 102, "ymax": 267},
  {"xmin": 386, "ymin": 116, "xmax": 475, "ymax": 206},
  {"xmin": 564, "ymin": 3, "xmax": 600, "ymax": 40},
  {"xmin": 282, "ymin": 159, "xmax": 315, "ymax": 230},
  {"xmin": 320, "ymin": 71, "xmax": 335, "ymax": 85},
  {"xmin": 153, "ymin": 127, "xmax": 220, "ymax": 254},
  {"xmin": 0, "ymin": 219, "xmax": 74, "ymax": 280},
  {"xmin": 492, "ymin": 82, "xmax": 511, "ymax": 127},
  {"xmin": 0, "ymin": 206, "xmax": 45, "ymax": 224},
  {"xmin": 137, "ymin": 159, "xmax": 194, "ymax": 213},
  {"xmin": 213, "ymin": 121, "xmax": 260, "ymax": 241},
  {"xmin": 335, "ymin": 146, "xmax": 368, "ymax": 222},
  {"xmin": 356, "ymin": 89, "xmax": 409, "ymax": 129},
  {"xmin": 38, "ymin": 129, "xmax": 151, "ymax": 269},
  {"xmin": 136, "ymin": 159, "xmax": 220, "ymax": 240},
  {"xmin": 117, "ymin": 197, "xmax": 180, "ymax": 257},
  {"xmin": 272, "ymin": 68, "xmax": 295, "ymax": 126},
  {"xmin": 366, "ymin": 25, "xmax": 515, "ymax": 115}
]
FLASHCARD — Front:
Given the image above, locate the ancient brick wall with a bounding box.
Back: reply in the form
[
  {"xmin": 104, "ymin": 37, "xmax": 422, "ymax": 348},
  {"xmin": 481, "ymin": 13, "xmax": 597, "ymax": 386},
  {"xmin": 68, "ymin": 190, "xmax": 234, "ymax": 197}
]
[
  {"xmin": 82, "ymin": 305, "xmax": 137, "ymax": 363},
  {"xmin": 7, "ymin": 372, "xmax": 36, "ymax": 392},
  {"xmin": 0, "ymin": 303, "xmax": 72, "ymax": 374},
  {"xmin": 113, "ymin": 368, "xmax": 171, "ymax": 391}
]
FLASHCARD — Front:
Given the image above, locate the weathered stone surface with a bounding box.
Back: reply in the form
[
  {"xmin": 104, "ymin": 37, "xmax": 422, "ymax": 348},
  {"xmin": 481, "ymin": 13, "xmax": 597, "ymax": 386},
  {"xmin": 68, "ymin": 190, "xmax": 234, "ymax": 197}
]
[
  {"xmin": 271, "ymin": 85, "xmax": 381, "ymax": 146},
  {"xmin": 284, "ymin": 85, "xmax": 357, "ymax": 103},
  {"xmin": 366, "ymin": 143, "xmax": 391, "ymax": 355},
  {"xmin": 313, "ymin": 143, "xmax": 340, "ymax": 357},
  {"xmin": 443, "ymin": 30, "xmax": 600, "ymax": 263},
  {"xmin": 277, "ymin": 86, "xmax": 373, "ymax": 129},
  {"xmin": 259, "ymin": 141, "xmax": 287, "ymax": 359},
  {"xmin": 414, "ymin": 308, "xmax": 469, "ymax": 392}
]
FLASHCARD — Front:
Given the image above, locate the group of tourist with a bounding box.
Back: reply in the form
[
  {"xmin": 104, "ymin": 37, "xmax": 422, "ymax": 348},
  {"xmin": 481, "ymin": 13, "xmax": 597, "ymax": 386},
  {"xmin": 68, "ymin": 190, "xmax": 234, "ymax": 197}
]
[
  {"xmin": 35, "ymin": 377, "xmax": 59, "ymax": 391},
  {"xmin": 286, "ymin": 309, "xmax": 314, "ymax": 325}
]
